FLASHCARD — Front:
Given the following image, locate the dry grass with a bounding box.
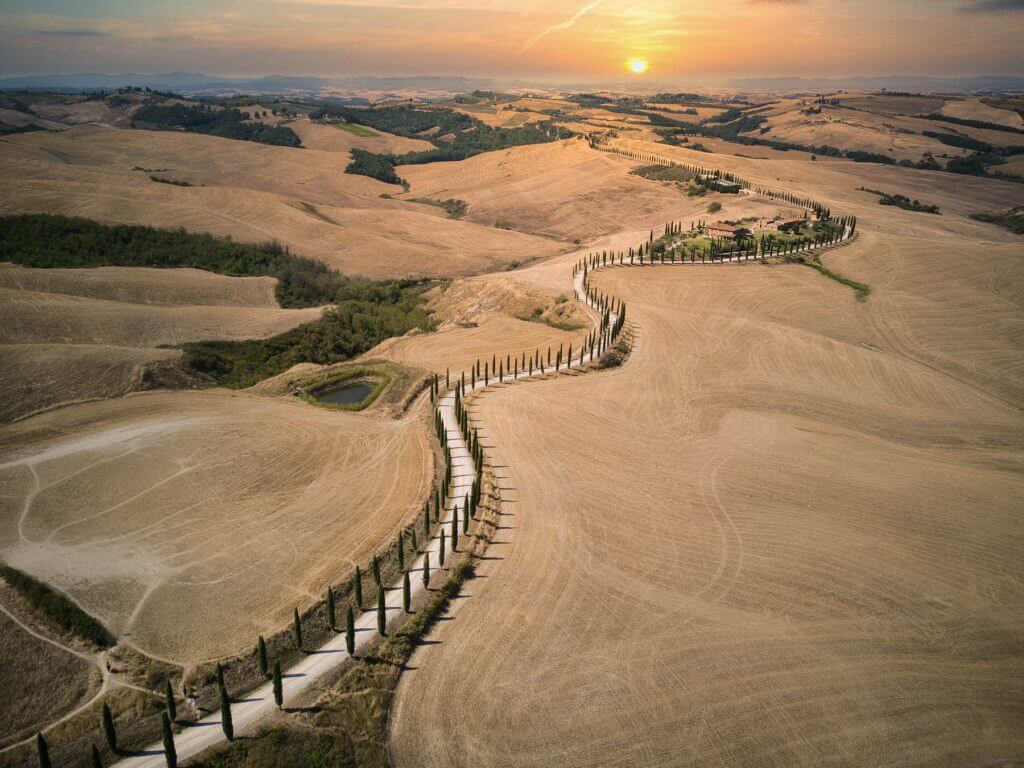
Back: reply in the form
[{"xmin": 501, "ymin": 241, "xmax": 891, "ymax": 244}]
[
  {"xmin": 0, "ymin": 385, "xmax": 433, "ymax": 667},
  {"xmin": 398, "ymin": 139, "xmax": 744, "ymax": 242},
  {"xmin": 0, "ymin": 596, "xmax": 99, "ymax": 748},
  {"xmin": 0, "ymin": 264, "xmax": 322, "ymax": 422},
  {"xmin": 388, "ymin": 139, "xmax": 1024, "ymax": 767},
  {"xmin": 0, "ymin": 124, "xmax": 565, "ymax": 279},
  {"xmin": 940, "ymin": 98, "xmax": 1024, "ymax": 128}
]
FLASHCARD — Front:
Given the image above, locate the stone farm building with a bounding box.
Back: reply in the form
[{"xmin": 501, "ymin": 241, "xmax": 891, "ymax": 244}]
[
  {"xmin": 707, "ymin": 222, "xmax": 738, "ymax": 239},
  {"xmin": 711, "ymin": 179, "xmax": 741, "ymax": 193},
  {"xmin": 767, "ymin": 216, "xmax": 807, "ymax": 233}
]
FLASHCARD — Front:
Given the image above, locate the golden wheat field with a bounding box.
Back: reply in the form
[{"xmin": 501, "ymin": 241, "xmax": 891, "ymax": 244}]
[
  {"xmin": 0, "ymin": 125, "xmax": 565, "ymax": 279},
  {"xmin": 2, "ymin": 83, "xmax": 1024, "ymax": 767},
  {"xmin": 0, "ymin": 264, "xmax": 323, "ymax": 422},
  {"xmin": 0, "ymin": 387, "xmax": 433, "ymax": 665},
  {"xmin": 388, "ymin": 143, "xmax": 1024, "ymax": 767}
]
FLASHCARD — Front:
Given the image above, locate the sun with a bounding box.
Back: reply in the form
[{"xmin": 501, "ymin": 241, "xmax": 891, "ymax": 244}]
[{"xmin": 628, "ymin": 59, "xmax": 648, "ymax": 74}]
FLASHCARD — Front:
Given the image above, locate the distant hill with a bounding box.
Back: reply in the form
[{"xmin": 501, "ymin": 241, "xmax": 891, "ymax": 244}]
[
  {"xmin": 0, "ymin": 72, "xmax": 501, "ymax": 96},
  {"xmin": 728, "ymin": 75, "xmax": 1024, "ymax": 93}
]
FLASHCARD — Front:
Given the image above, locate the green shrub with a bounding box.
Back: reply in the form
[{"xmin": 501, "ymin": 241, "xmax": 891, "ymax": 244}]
[
  {"xmin": 182, "ymin": 288, "xmax": 433, "ymax": 388},
  {"xmin": 345, "ymin": 148, "xmax": 402, "ymax": 185}
]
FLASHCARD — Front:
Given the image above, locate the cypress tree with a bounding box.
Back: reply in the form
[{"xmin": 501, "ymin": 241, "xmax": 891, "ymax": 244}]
[
  {"xmin": 345, "ymin": 605, "xmax": 355, "ymax": 655},
  {"xmin": 439, "ymin": 531, "xmax": 446, "ymax": 566},
  {"xmin": 411, "ymin": 528, "xmax": 418, "ymax": 551},
  {"xmin": 101, "ymin": 703, "xmax": 118, "ymax": 754},
  {"xmin": 403, "ymin": 570, "xmax": 411, "ymax": 612},
  {"xmin": 397, "ymin": 533, "xmax": 405, "ymax": 571},
  {"xmin": 257, "ymin": 635, "xmax": 268, "ymax": 677},
  {"xmin": 423, "ymin": 509, "xmax": 430, "ymax": 540},
  {"xmin": 326, "ymin": 586, "xmax": 336, "ymax": 630},
  {"xmin": 293, "ymin": 607, "xmax": 303, "ymax": 651},
  {"xmin": 354, "ymin": 566, "xmax": 363, "ymax": 609},
  {"xmin": 376, "ymin": 585, "xmax": 386, "ymax": 636},
  {"xmin": 463, "ymin": 501, "xmax": 470, "ymax": 534},
  {"xmin": 372, "ymin": 554, "xmax": 381, "ymax": 585},
  {"xmin": 165, "ymin": 679, "xmax": 176, "ymax": 722},
  {"xmin": 272, "ymin": 660, "xmax": 283, "ymax": 709},
  {"xmin": 219, "ymin": 683, "xmax": 233, "ymax": 741},
  {"xmin": 423, "ymin": 552, "xmax": 431, "ymax": 586},
  {"xmin": 36, "ymin": 733, "xmax": 50, "ymax": 768},
  {"xmin": 451, "ymin": 504, "xmax": 458, "ymax": 552},
  {"xmin": 161, "ymin": 712, "xmax": 176, "ymax": 768},
  {"xmin": 91, "ymin": 744, "xmax": 104, "ymax": 768}
]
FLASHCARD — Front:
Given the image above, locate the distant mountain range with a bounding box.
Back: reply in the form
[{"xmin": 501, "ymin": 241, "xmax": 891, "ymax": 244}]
[
  {"xmin": 728, "ymin": 75, "xmax": 1024, "ymax": 93},
  {"xmin": 0, "ymin": 72, "xmax": 503, "ymax": 95},
  {"xmin": 1, "ymin": 71, "xmax": 1022, "ymax": 97}
]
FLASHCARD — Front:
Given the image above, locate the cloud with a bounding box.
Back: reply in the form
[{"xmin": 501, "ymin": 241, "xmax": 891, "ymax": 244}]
[
  {"xmin": 959, "ymin": 0, "xmax": 1024, "ymax": 11},
  {"xmin": 519, "ymin": 0, "xmax": 602, "ymax": 53},
  {"xmin": 746, "ymin": 0, "xmax": 807, "ymax": 4},
  {"xmin": 31, "ymin": 28, "xmax": 108, "ymax": 37}
]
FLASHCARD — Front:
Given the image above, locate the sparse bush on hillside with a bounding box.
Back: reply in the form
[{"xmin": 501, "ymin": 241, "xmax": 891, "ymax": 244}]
[
  {"xmin": 149, "ymin": 175, "xmax": 194, "ymax": 186},
  {"xmin": 707, "ymin": 201, "xmax": 722, "ymax": 213},
  {"xmin": 970, "ymin": 208, "xmax": 1024, "ymax": 234},
  {"xmin": 858, "ymin": 187, "xmax": 940, "ymax": 213}
]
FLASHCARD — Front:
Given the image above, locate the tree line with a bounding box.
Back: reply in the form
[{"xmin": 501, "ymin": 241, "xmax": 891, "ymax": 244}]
[
  {"xmin": 0, "ymin": 214, "xmax": 436, "ymax": 387},
  {"xmin": 312, "ymin": 103, "xmax": 572, "ymax": 183},
  {"xmin": 133, "ymin": 102, "xmax": 302, "ymax": 147}
]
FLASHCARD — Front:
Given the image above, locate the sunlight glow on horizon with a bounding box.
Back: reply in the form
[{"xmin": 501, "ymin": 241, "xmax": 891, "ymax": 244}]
[{"xmin": 628, "ymin": 59, "xmax": 648, "ymax": 74}]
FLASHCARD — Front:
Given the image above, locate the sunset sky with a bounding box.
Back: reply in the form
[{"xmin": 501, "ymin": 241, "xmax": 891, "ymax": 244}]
[{"xmin": 1, "ymin": 0, "xmax": 1022, "ymax": 81}]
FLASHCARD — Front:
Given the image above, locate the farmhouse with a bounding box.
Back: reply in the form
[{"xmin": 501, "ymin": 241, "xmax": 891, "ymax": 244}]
[
  {"xmin": 711, "ymin": 178, "xmax": 741, "ymax": 193},
  {"xmin": 706, "ymin": 222, "xmax": 738, "ymax": 239},
  {"xmin": 768, "ymin": 216, "xmax": 807, "ymax": 232}
]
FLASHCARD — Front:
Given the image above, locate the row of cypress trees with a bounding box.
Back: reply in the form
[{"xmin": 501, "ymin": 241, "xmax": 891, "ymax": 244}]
[{"xmin": 61, "ymin": 239, "xmax": 628, "ymax": 768}]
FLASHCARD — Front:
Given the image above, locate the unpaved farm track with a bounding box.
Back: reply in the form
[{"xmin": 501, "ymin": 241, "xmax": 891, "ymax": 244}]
[{"xmin": 105, "ymin": 222, "xmax": 861, "ymax": 767}]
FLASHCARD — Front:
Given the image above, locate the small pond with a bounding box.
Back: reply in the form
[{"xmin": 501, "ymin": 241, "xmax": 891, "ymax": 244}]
[{"xmin": 315, "ymin": 381, "xmax": 374, "ymax": 406}]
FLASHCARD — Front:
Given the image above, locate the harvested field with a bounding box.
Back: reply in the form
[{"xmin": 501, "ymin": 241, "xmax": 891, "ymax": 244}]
[
  {"xmin": 0, "ymin": 268, "xmax": 321, "ymax": 347},
  {"xmin": 841, "ymin": 94, "xmax": 946, "ymax": 115},
  {"xmin": 389, "ymin": 144, "xmax": 1024, "ymax": 767},
  {"xmin": 0, "ymin": 125, "xmax": 564, "ymax": 279},
  {"xmin": 0, "ymin": 264, "xmax": 322, "ymax": 421},
  {"xmin": 286, "ymin": 117, "xmax": 434, "ymax": 155},
  {"xmin": 398, "ymin": 139, "xmax": 764, "ymax": 241},
  {"xmin": 0, "ymin": 386, "xmax": 433, "ymax": 666},
  {"xmin": 939, "ymin": 98, "xmax": 1023, "ymax": 128}
]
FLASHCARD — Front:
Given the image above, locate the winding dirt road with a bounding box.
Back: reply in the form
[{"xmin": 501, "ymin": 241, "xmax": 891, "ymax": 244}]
[{"xmin": 111, "ymin": 223, "xmax": 852, "ymax": 767}]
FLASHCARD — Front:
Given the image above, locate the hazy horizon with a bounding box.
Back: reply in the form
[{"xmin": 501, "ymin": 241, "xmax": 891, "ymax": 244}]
[{"xmin": 1, "ymin": 0, "xmax": 1022, "ymax": 82}]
